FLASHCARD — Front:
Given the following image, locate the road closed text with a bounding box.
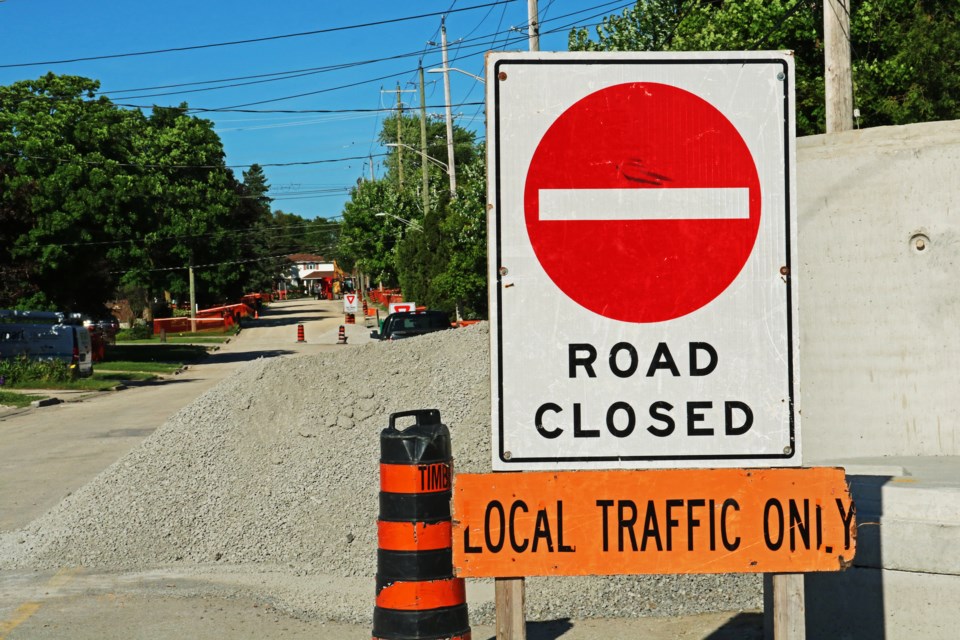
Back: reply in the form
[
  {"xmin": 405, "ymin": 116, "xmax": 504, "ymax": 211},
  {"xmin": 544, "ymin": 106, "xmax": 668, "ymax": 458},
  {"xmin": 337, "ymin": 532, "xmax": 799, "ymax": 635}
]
[
  {"xmin": 532, "ymin": 342, "xmax": 754, "ymax": 441},
  {"xmin": 452, "ymin": 468, "xmax": 855, "ymax": 577}
]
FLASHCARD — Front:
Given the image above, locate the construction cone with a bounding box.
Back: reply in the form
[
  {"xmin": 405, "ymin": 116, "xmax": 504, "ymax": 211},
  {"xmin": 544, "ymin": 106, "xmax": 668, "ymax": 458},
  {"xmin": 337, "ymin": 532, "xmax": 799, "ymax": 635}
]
[
  {"xmin": 337, "ymin": 325, "xmax": 347, "ymax": 345},
  {"xmin": 254, "ymin": 309, "xmax": 259, "ymax": 320},
  {"xmin": 297, "ymin": 324, "xmax": 306, "ymax": 343}
]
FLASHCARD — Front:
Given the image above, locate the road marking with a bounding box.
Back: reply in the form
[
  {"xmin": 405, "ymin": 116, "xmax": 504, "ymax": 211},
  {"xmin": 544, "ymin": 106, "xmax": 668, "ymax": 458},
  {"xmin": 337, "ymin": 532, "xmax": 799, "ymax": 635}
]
[
  {"xmin": 0, "ymin": 567, "xmax": 79, "ymax": 639},
  {"xmin": 538, "ymin": 187, "xmax": 750, "ymax": 221}
]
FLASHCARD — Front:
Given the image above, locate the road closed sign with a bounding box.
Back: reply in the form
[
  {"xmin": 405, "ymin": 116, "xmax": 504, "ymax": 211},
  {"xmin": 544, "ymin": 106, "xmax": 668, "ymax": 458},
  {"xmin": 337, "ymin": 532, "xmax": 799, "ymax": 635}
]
[{"xmin": 486, "ymin": 52, "xmax": 798, "ymax": 470}]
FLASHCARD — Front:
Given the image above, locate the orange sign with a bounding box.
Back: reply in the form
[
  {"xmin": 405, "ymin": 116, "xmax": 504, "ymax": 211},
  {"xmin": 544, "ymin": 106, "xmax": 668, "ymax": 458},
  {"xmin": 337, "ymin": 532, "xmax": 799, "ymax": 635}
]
[{"xmin": 452, "ymin": 468, "xmax": 854, "ymax": 577}]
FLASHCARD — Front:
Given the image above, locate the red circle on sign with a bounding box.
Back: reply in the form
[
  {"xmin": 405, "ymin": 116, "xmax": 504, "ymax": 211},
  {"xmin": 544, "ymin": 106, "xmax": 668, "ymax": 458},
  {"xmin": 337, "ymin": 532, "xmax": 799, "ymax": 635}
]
[{"xmin": 524, "ymin": 82, "xmax": 761, "ymax": 323}]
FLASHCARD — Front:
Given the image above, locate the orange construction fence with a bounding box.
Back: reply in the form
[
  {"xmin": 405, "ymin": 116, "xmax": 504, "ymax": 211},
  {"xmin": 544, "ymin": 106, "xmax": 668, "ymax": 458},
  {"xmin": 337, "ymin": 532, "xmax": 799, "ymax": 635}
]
[{"xmin": 153, "ymin": 315, "xmax": 235, "ymax": 335}]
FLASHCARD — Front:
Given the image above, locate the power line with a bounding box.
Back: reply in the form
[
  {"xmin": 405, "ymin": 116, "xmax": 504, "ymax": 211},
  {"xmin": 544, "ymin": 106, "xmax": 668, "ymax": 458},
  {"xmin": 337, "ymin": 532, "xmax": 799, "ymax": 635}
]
[
  {"xmin": 0, "ymin": 0, "xmax": 517, "ymax": 69},
  {"xmin": 4, "ymin": 151, "xmax": 389, "ymax": 170},
  {"xmin": 26, "ymin": 219, "xmax": 342, "ymax": 248},
  {"xmin": 93, "ymin": 1, "xmax": 629, "ymax": 106}
]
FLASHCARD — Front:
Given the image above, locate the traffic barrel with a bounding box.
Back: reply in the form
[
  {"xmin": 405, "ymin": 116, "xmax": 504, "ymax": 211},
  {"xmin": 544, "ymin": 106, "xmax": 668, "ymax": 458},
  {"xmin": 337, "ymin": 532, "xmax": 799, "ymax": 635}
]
[
  {"xmin": 296, "ymin": 323, "xmax": 305, "ymax": 342},
  {"xmin": 373, "ymin": 410, "xmax": 470, "ymax": 640},
  {"xmin": 345, "ymin": 312, "xmax": 356, "ymax": 325}
]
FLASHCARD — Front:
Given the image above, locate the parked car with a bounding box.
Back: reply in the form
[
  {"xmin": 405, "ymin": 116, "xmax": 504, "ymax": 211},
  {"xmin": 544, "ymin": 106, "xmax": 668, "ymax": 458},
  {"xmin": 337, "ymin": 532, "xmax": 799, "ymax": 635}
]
[
  {"xmin": 370, "ymin": 310, "xmax": 452, "ymax": 341},
  {"xmin": 0, "ymin": 322, "xmax": 94, "ymax": 377}
]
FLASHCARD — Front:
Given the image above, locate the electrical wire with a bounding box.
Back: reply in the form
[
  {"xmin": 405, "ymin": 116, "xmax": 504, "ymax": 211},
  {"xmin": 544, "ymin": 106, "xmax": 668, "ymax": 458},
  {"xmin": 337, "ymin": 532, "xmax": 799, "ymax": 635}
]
[{"xmin": 0, "ymin": 1, "xmax": 517, "ymax": 69}]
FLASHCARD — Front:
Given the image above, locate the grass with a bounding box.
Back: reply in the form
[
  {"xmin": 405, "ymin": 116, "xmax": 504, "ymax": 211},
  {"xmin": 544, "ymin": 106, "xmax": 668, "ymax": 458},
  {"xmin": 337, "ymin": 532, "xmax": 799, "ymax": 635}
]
[
  {"xmin": 0, "ymin": 342, "xmax": 207, "ymax": 392},
  {"xmin": 0, "ymin": 390, "xmax": 45, "ymax": 408}
]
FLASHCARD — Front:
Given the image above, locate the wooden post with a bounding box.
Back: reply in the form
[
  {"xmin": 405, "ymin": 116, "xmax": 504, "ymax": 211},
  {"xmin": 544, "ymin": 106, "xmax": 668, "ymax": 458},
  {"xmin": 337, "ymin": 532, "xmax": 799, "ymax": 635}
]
[
  {"xmin": 495, "ymin": 577, "xmax": 526, "ymax": 639},
  {"xmin": 824, "ymin": 0, "xmax": 853, "ymax": 132},
  {"xmin": 772, "ymin": 573, "xmax": 806, "ymax": 639},
  {"xmin": 493, "ymin": 4, "xmax": 540, "ymax": 636}
]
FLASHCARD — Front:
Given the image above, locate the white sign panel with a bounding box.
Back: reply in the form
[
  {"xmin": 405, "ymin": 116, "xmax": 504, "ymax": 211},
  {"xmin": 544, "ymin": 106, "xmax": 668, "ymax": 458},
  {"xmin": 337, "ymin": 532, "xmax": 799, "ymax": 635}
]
[
  {"xmin": 487, "ymin": 52, "xmax": 799, "ymax": 470},
  {"xmin": 343, "ymin": 294, "xmax": 359, "ymax": 313},
  {"xmin": 389, "ymin": 301, "xmax": 417, "ymax": 314}
]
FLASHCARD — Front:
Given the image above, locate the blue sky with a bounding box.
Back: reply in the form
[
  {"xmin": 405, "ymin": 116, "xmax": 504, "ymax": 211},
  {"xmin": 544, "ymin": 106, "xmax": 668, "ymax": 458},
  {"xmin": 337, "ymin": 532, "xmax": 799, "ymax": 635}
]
[{"xmin": 0, "ymin": 0, "xmax": 629, "ymax": 220}]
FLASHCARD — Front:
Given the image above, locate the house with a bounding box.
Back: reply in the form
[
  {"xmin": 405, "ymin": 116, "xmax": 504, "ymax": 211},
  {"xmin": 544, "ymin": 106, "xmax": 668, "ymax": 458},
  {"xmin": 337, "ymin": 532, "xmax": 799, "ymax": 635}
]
[{"xmin": 286, "ymin": 253, "xmax": 345, "ymax": 298}]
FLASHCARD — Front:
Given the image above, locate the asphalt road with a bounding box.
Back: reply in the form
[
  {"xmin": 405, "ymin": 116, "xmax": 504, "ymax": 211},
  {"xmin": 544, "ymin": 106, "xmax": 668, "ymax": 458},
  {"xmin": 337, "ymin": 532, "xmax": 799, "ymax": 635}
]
[
  {"xmin": 0, "ymin": 298, "xmax": 373, "ymax": 532},
  {"xmin": 0, "ymin": 299, "xmax": 762, "ymax": 639}
]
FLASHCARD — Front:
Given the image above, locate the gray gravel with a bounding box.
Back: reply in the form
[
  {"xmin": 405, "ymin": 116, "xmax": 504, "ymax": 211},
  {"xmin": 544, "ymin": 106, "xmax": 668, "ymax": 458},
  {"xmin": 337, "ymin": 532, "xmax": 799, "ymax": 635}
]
[{"xmin": 0, "ymin": 323, "xmax": 760, "ymax": 623}]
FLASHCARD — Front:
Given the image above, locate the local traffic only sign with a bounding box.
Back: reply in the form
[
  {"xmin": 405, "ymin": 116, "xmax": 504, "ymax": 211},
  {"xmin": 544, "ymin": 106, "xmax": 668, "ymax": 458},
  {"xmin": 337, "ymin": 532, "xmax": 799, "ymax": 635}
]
[
  {"xmin": 486, "ymin": 52, "xmax": 799, "ymax": 470},
  {"xmin": 452, "ymin": 468, "xmax": 855, "ymax": 576}
]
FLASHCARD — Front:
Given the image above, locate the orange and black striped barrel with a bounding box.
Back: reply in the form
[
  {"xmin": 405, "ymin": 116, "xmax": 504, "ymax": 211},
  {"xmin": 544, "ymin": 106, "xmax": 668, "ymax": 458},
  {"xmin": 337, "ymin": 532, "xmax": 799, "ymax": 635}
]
[{"xmin": 373, "ymin": 409, "xmax": 470, "ymax": 640}]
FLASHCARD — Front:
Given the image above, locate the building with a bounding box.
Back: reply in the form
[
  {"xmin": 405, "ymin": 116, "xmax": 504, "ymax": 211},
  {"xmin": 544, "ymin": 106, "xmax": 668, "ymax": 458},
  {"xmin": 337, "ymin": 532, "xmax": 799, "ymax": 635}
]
[{"xmin": 286, "ymin": 253, "xmax": 344, "ymax": 298}]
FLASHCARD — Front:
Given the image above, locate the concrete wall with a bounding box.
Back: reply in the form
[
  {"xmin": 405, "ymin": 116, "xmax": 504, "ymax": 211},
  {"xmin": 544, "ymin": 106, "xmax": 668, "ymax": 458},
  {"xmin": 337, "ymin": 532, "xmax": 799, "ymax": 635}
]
[{"xmin": 798, "ymin": 121, "xmax": 960, "ymax": 461}]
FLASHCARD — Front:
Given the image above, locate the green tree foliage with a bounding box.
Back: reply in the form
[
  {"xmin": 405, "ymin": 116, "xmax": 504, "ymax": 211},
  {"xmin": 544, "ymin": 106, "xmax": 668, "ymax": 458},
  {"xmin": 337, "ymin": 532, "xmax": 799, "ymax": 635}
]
[
  {"xmin": 569, "ymin": 0, "xmax": 960, "ymax": 135},
  {"xmin": 379, "ymin": 112, "xmax": 477, "ymax": 195},
  {"xmin": 428, "ymin": 152, "xmax": 488, "ymax": 318},
  {"xmin": 338, "ymin": 180, "xmax": 416, "ymax": 286},
  {"xmin": 0, "ymin": 73, "xmax": 292, "ymax": 313},
  {"xmin": 1, "ymin": 74, "xmax": 147, "ymax": 310},
  {"xmin": 338, "ymin": 105, "xmax": 487, "ymax": 317},
  {"xmin": 851, "ymin": 1, "xmax": 960, "ymax": 127}
]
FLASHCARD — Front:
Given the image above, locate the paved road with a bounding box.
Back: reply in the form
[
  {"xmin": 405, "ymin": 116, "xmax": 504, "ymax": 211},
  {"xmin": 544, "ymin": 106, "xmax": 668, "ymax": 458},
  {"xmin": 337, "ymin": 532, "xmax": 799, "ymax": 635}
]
[
  {"xmin": 0, "ymin": 298, "xmax": 374, "ymax": 532},
  {"xmin": 0, "ymin": 299, "xmax": 762, "ymax": 639}
]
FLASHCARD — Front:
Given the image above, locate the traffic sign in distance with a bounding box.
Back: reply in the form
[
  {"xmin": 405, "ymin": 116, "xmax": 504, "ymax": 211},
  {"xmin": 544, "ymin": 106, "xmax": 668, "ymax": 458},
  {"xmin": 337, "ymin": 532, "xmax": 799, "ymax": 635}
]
[
  {"xmin": 487, "ymin": 52, "xmax": 798, "ymax": 470},
  {"xmin": 343, "ymin": 294, "xmax": 359, "ymax": 313},
  {"xmin": 389, "ymin": 301, "xmax": 417, "ymax": 314},
  {"xmin": 452, "ymin": 468, "xmax": 855, "ymax": 577}
]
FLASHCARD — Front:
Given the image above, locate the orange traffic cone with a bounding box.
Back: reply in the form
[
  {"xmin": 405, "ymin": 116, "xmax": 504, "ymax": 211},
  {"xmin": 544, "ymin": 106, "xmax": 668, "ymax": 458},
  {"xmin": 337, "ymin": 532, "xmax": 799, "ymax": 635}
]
[
  {"xmin": 337, "ymin": 325, "xmax": 347, "ymax": 345},
  {"xmin": 297, "ymin": 324, "xmax": 306, "ymax": 342}
]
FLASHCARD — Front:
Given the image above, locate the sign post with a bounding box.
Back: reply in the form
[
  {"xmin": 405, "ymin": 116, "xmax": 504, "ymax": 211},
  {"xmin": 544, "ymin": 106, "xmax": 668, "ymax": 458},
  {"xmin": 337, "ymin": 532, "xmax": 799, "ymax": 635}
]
[{"xmin": 481, "ymin": 51, "xmax": 823, "ymax": 639}]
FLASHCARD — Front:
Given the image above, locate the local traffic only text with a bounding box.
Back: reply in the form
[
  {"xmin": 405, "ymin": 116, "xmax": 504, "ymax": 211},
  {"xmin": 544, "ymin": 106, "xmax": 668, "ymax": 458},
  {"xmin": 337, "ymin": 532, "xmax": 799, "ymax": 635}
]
[{"xmin": 452, "ymin": 469, "xmax": 855, "ymax": 577}]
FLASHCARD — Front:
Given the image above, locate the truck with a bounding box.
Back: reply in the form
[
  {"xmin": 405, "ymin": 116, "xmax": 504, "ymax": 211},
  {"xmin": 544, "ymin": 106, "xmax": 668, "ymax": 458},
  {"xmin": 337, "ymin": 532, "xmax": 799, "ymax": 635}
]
[
  {"xmin": 370, "ymin": 310, "xmax": 452, "ymax": 341},
  {"xmin": 0, "ymin": 310, "xmax": 94, "ymax": 377}
]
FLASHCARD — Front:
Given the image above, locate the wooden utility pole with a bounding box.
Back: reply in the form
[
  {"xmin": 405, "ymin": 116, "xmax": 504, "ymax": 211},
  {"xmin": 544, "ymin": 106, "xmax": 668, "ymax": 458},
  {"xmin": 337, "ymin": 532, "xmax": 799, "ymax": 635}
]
[
  {"xmin": 439, "ymin": 18, "xmax": 457, "ymax": 197},
  {"xmin": 188, "ymin": 258, "xmax": 197, "ymax": 333},
  {"xmin": 527, "ymin": 0, "xmax": 540, "ymax": 52},
  {"xmin": 493, "ymin": 2, "xmax": 539, "ymax": 634},
  {"xmin": 824, "ymin": 0, "xmax": 853, "ymax": 132},
  {"xmin": 419, "ymin": 65, "xmax": 430, "ymax": 215},
  {"xmin": 396, "ymin": 83, "xmax": 404, "ymax": 187}
]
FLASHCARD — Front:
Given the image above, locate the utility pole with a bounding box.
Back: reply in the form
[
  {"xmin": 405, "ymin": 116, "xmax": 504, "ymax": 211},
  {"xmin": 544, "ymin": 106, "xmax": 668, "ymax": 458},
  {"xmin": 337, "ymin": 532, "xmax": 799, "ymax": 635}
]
[
  {"xmin": 527, "ymin": 0, "xmax": 540, "ymax": 52},
  {"xmin": 396, "ymin": 83, "xmax": 404, "ymax": 188},
  {"xmin": 824, "ymin": 0, "xmax": 853, "ymax": 132},
  {"xmin": 439, "ymin": 18, "xmax": 457, "ymax": 197},
  {"xmin": 188, "ymin": 258, "xmax": 197, "ymax": 333},
  {"xmin": 419, "ymin": 65, "xmax": 430, "ymax": 215}
]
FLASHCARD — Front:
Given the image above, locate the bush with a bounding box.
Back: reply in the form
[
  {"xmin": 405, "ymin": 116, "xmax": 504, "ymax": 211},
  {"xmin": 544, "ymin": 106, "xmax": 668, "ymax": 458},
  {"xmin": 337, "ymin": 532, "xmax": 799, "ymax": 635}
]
[
  {"xmin": 116, "ymin": 322, "xmax": 153, "ymax": 340},
  {"xmin": 0, "ymin": 355, "xmax": 73, "ymax": 385}
]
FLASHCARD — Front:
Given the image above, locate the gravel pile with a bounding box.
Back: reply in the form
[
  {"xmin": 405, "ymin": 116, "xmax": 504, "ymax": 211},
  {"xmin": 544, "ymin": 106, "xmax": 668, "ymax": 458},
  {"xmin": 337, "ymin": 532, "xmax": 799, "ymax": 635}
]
[{"xmin": 0, "ymin": 323, "xmax": 760, "ymax": 622}]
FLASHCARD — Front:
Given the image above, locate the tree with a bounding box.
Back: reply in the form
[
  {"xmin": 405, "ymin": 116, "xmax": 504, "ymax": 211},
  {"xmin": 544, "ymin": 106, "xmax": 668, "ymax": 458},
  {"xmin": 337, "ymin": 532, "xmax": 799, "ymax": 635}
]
[
  {"xmin": 0, "ymin": 163, "xmax": 38, "ymax": 307},
  {"xmin": 338, "ymin": 180, "xmax": 414, "ymax": 286},
  {"xmin": 0, "ymin": 74, "xmax": 147, "ymax": 311},
  {"xmin": 569, "ymin": 1, "xmax": 960, "ymax": 135},
  {"xmin": 337, "ymin": 101, "xmax": 488, "ymax": 314},
  {"xmin": 0, "ymin": 73, "xmax": 278, "ymax": 314},
  {"xmin": 429, "ymin": 151, "xmax": 488, "ymax": 318},
  {"xmin": 378, "ymin": 112, "xmax": 477, "ymax": 199}
]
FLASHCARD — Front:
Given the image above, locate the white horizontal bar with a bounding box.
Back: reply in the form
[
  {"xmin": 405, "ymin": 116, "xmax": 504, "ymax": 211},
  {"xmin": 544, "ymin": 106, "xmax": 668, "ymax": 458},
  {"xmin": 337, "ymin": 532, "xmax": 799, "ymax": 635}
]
[{"xmin": 538, "ymin": 188, "xmax": 750, "ymax": 221}]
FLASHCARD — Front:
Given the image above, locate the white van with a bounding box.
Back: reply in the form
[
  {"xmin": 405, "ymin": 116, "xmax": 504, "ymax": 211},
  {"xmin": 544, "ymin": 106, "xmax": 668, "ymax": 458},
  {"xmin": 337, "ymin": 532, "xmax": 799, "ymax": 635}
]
[{"xmin": 0, "ymin": 322, "xmax": 94, "ymax": 377}]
